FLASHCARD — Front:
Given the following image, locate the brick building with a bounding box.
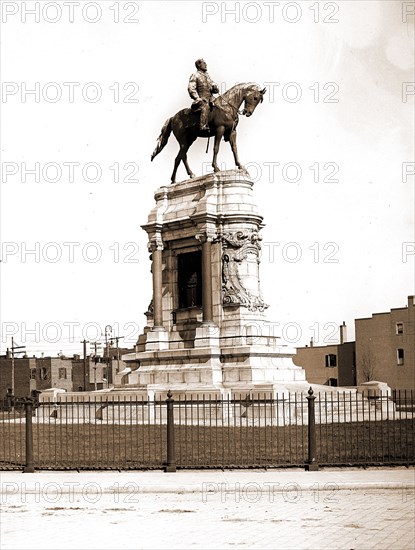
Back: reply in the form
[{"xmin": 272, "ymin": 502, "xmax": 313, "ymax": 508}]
[
  {"xmin": 293, "ymin": 324, "xmax": 356, "ymax": 387},
  {"xmin": 0, "ymin": 348, "xmax": 132, "ymax": 401},
  {"xmin": 0, "ymin": 356, "xmax": 37, "ymax": 399},
  {"xmin": 0, "ymin": 355, "xmax": 77, "ymax": 399},
  {"xmin": 355, "ymin": 295, "xmax": 415, "ymax": 390},
  {"xmin": 294, "ymin": 296, "xmax": 415, "ymax": 390},
  {"xmin": 35, "ymin": 357, "xmax": 74, "ymax": 392}
]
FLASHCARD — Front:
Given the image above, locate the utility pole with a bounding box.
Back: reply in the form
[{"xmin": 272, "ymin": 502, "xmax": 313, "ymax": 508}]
[
  {"xmin": 105, "ymin": 325, "xmax": 112, "ymax": 387},
  {"xmin": 81, "ymin": 339, "xmax": 89, "ymax": 391},
  {"xmin": 90, "ymin": 341, "xmax": 99, "ymax": 356},
  {"xmin": 112, "ymin": 335, "xmax": 125, "ymax": 374},
  {"xmin": 103, "ymin": 327, "xmax": 126, "ymax": 386},
  {"xmin": 89, "ymin": 341, "xmax": 102, "ymax": 391},
  {"xmin": 10, "ymin": 337, "xmax": 26, "ymax": 396}
]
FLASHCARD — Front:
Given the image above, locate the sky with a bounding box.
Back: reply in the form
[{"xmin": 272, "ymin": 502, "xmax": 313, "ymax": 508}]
[{"xmin": 0, "ymin": 0, "xmax": 414, "ymax": 357}]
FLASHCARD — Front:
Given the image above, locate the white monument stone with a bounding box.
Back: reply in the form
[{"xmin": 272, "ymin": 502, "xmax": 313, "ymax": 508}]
[{"xmin": 121, "ymin": 170, "xmax": 309, "ymax": 399}]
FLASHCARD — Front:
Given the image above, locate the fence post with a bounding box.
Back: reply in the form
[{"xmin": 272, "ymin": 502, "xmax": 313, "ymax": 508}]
[
  {"xmin": 305, "ymin": 387, "xmax": 319, "ymax": 471},
  {"xmin": 165, "ymin": 390, "xmax": 176, "ymax": 472},
  {"xmin": 23, "ymin": 398, "xmax": 35, "ymax": 473}
]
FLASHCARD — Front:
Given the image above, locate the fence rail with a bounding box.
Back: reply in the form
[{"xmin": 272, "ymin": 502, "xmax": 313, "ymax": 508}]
[{"xmin": 0, "ymin": 389, "xmax": 413, "ymax": 471}]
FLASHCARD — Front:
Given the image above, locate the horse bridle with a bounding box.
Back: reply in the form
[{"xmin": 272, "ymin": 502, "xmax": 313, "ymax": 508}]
[{"xmin": 216, "ymin": 94, "xmax": 245, "ymax": 116}]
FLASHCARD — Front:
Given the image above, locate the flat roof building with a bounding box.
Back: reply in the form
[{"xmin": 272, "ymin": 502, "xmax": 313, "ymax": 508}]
[{"xmin": 355, "ymin": 296, "xmax": 414, "ymax": 390}]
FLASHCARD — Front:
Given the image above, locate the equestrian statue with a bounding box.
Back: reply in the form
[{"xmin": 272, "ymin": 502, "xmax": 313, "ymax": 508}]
[{"xmin": 151, "ymin": 59, "xmax": 266, "ymax": 183}]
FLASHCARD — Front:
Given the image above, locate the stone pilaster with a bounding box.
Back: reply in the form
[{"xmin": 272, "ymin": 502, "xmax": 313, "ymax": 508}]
[
  {"xmin": 195, "ymin": 228, "xmax": 217, "ymax": 325},
  {"xmin": 148, "ymin": 234, "xmax": 164, "ymax": 331}
]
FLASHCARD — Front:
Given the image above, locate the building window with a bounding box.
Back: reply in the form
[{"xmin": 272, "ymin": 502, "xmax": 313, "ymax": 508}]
[
  {"xmin": 325, "ymin": 354, "xmax": 337, "ymax": 367},
  {"xmin": 178, "ymin": 251, "xmax": 202, "ymax": 308},
  {"xmin": 396, "ymin": 323, "xmax": 404, "ymax": 334},
  {"xmin": 328, "ymin": 378, "xmax": 338, "ymax": 387},
  {"xmin": 397, "ymin": 349, "xmax": 404, "ymax": 365},
  {"xmin": 40, "ymin": 367, "xmax": 48, "ymax": 380},
  {"xmin": 30, "ymin": 369, "xmax": 36, "ymax": 380},
  {"xmin": 59, "ymin": 367, "xmax": 67, "ymax": 379}
]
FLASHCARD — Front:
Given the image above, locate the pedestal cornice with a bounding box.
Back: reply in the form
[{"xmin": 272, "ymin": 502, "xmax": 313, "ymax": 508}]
[{"xmin": 142, "ymin": 170, "xmax": 264, "ymax": 238}]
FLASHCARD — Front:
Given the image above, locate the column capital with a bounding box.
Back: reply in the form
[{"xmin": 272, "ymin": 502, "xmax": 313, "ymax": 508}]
[
  {"xmin": 195, "ymin": 229, "xmax": 218, "ymax": 243},
  {"xmin": 147, "ymin": 234, "xmax": 164, "ymax": 252}
]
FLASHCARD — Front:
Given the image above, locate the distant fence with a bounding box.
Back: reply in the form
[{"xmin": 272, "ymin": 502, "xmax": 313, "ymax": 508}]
[{"xmin": 0, "ymin": 390, "xmax": 413, "ymax": 471}]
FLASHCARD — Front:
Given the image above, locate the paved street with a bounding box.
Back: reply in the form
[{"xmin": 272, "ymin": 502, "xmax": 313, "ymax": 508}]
[{"xmin": 1, "ymin": 469, "xmax": 414, "ymax": 550}]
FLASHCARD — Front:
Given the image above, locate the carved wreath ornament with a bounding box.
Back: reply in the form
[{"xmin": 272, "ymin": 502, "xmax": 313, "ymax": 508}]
[{"xmin": 221, "ymin": 230, "xmax": 268, "ymax": 312}]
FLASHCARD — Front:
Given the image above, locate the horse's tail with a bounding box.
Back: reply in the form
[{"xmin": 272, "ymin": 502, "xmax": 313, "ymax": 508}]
[{"xmin": 151, "ymin": 117, "xmax": 172, "ymax": 161}]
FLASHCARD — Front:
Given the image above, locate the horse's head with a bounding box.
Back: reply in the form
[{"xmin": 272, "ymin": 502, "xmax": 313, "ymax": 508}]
[{"xmin": 242, "ymin": 85, "xmax": 266, "ymax": 117}]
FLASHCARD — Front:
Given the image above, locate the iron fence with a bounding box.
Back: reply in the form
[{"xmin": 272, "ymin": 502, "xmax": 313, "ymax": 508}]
[{"xmin": 0, "ymin": 389, "xmax": 413, "ymax": 471}]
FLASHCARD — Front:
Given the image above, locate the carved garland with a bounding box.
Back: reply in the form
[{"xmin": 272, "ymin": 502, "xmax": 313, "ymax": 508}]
[{"xmin": 221, "ymin": 230, "xmax": 268, "ymax": 312}]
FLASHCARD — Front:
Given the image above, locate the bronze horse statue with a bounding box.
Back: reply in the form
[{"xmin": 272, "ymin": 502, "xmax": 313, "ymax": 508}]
[{"xmin": 151, "ymin": 83, "xmax": 266, "ymax": 183}]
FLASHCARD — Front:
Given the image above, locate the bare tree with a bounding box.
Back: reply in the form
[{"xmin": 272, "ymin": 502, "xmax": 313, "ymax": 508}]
[{"xmin": 361, "ymin": 352, "xmax": 376, "ymax": 382}]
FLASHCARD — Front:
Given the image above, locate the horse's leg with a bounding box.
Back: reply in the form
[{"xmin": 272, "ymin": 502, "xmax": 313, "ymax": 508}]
[
  {"xmin": 212, "ymin": 126, "xmax": 225, "ymax": 172},
  {"xmin": 171, "ymin": 138, "xmax": 196, "ymax": 183},
  {"xmin": 171, "ymin": 124, "xmax": 183, "ymax": 183},
  {"xmin": 229, "ymin": 130, "xmax": 244, "ymax": 171},
  {"xmin": 181, "ymin": 136, "xmax": 197, "ymax": 179},
  {"xmin": 171, "ymin": 151, "xmax": 181, "ymax": 183}
]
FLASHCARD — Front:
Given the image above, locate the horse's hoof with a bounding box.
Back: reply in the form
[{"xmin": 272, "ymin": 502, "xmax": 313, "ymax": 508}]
[
  {"xmin": 213, "ymin": 167, "xmax": 220, "ymax": 173},
  {"xmin": 189, "ymin": 173, "xmax": 195, "ymax": 179},
  {"xmin": 237, "ymin": 165, "xmax": 245, "ymax": 171}
]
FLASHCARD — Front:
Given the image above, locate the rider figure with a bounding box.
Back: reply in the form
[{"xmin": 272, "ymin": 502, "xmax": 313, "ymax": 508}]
[{"xmin": 188, "ymin": 59, "xmax": 219, "ymax": 132}]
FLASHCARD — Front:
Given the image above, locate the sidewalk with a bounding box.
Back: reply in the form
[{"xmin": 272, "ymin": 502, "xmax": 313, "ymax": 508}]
[
  {"xmin": 1, "ymin": 468, "xmax": 414, "ymax": 550},
  {"xmin": 1, "ymin": 466, "xmax": 414, "ymax": 493}
]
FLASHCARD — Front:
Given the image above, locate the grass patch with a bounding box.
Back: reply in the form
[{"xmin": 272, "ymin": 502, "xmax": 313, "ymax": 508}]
[{"xmin": 0, "ymin": 419, "xmax": 413, "ymax": 469}]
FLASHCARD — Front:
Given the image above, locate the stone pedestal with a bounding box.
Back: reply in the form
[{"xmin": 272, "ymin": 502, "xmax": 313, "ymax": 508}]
[{"xmin": 122, "ymin": 170, "xmax": 308, "ymax": 398}]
